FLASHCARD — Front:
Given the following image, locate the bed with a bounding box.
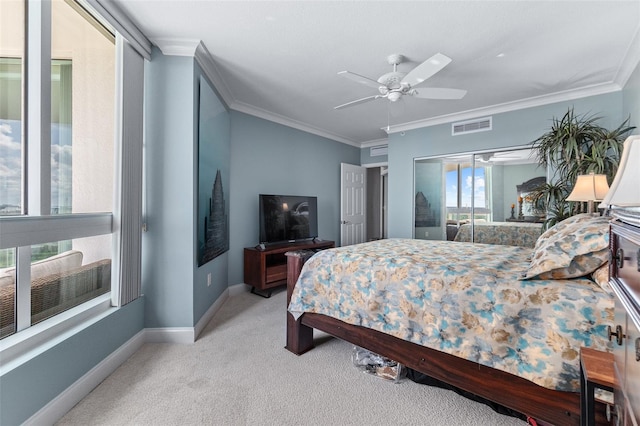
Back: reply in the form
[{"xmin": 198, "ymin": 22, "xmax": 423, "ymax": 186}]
[
  {"xmin": 453, "ymin": 221, "xmax": 543, "ymax": 248},
  {"xmin": 286, "ymin": 214, "xmax": 614, "ymax": 426}
]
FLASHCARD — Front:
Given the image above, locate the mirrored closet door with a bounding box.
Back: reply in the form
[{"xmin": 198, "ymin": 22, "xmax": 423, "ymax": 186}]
[{"xmin": 413, "ymin": 147, "xmax": 546, "ymax": 243}]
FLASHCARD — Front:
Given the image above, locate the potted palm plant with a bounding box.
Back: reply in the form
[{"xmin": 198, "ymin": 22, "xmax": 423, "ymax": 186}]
[{"xmin": 530, "ymin": 107, "xmax": 634, "ymax": 227}]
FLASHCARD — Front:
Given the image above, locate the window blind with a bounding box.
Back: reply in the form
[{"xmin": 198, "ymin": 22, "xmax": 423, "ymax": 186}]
[{"xmin": 112, "ymin": 36, "xmax": 144, "ymax": 307}]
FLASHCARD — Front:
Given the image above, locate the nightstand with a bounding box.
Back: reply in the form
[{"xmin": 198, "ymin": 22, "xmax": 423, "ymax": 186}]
[{"xmin": 580, "ymin": 347, "xmax": 615, "ymax": 426}]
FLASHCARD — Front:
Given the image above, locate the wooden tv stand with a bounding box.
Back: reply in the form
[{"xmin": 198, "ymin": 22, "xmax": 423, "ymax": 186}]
[{"xmin": 244, "ymin": 239, "xmax": 334, "ymax": 297}]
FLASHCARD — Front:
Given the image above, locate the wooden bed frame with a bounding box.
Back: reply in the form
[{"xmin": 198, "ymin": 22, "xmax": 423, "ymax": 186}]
[{"xmin": 284, "ymin": 252, "xmax": 607, "ymax": 426}]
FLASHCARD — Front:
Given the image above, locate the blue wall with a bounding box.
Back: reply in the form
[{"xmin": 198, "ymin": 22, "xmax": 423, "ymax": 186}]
[
  {"xmin": 386, "ymin": 92, "xmax": 625, "ymax": 238},
  {"xmin": 0, "ymin": 298, "xmax": 144, "ymax": 425},
  {"xmin": 228, "ymin": 112, "xmax": 360, "ymax": 285},
  {"xmin": 139, "ymin": 46, "xmax": 363, "ymax": 320},
  {"xmin": 142, "ymin": 49, "xmax": 197, "ymax": 328},
  {"xmin": 143, "ymin": 48, "xmax": 231, "ymax": 328}
]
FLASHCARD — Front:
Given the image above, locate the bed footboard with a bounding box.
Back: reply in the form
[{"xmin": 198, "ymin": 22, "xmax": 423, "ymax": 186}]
[
  {"xmin": 295, "ymin": 312, "xmax": 581, "ymax": 426},
  {"xmin": 285, "ymin": 250, "xmax": 314, "ymax": 354}
]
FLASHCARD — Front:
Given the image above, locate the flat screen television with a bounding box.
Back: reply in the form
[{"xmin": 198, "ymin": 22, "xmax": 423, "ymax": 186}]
[{"xmin": 259, "ymin": 194, "xmax": 318, "ymax": 244}]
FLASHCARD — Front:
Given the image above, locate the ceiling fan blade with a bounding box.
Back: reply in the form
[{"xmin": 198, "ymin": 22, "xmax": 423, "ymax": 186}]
[
  {"xmin": 402, "ymin": 53, "xmax": 452, "ymax": 87},
  {"xmin": 334, "ymin": 95, "xmax": 381, "ymax": 110},
  {"xmin": 337, "ymin": 70, "xmax": 381, "ymax": 89},
  {"xmin": 411, "ymin": 87, "xmax": 467, "ymax": 100}
]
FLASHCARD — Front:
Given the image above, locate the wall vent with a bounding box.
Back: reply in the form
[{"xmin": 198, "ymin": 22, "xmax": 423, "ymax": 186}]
[
  {"xmin": 452, "ymin": 117, "xmax": 492, "ymax": 136},
  {"xmin": 370, "ymin": 145, "xmax": 388, "ymax": 157}
]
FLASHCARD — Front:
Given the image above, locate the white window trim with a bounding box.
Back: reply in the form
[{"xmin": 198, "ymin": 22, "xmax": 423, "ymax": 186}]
[
  {"xmin": 26, "ymin": 0, "xmax": 52, "ymax": 216},
  {"xmin": 0, "ymin": 214, "xmax": 113, "ymax": 249},
  {"xmin": 2, "ymin": 219, "xmax": 117, "ymax": 338}
]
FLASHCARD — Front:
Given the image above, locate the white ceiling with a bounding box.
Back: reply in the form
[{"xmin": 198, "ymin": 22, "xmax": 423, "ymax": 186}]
[{"xmin": 112, "ymin": 0, "xmax": 640, "ymax": 147}]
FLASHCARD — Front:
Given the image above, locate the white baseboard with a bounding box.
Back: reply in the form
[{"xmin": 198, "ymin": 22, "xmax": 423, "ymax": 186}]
[
  {"xmin": 144, "ymin": 327, "xmax": 195, "ymax": 344},
  {"xmin": 147, "ymin": 285, "xmax": 245, "ymax": 343},
  {"xmin": 24, "ymin": 287, "xmax": 244, "ymax": 425},
  {"xmin": 194, "ymin": 288, "xmax": 229, "ymax": 340},
  {"xmin": 24, "ymin": 329, "xmax": 146, "ymax": 426}
]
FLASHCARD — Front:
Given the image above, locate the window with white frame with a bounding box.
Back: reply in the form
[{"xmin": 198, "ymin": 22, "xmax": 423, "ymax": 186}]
[{"xmin": 0, "ymin": 0, "xmax": 118, "ymax": 339}]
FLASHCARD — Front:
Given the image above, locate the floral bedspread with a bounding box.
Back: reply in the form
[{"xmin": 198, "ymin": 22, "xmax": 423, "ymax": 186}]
[
  {"xmin": 453, "ymin": 221, "xmax": 543, "ymax": 248},
  {"xmin": 288, "ymin": 238, "xmax": 614, "ymax": 392}
]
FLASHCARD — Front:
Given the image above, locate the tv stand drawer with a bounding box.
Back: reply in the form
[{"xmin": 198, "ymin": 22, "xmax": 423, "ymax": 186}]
[{"xmin": 266, "ymin": 264, "xmax": 287, "ymax": 285}]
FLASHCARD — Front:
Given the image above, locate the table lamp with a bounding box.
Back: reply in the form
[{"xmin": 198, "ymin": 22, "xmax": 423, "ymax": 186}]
[
  {"xmin": 567, "ymin": 172, "xmax": 610, "ymax": 214},
  {"xmin": 598, "ymin": 135, "xmax": 640, "ymax": 210}
]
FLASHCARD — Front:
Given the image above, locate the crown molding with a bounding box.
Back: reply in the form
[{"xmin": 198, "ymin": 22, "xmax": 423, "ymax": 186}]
[
  {"xmin": 194, "ymin": 42, "xmax": 234, "ymax": 109},
  {"xmin": 149, "ymin": 38, "xmax": 359, "ymax": 147},
  {"xmin": 150, "ymin": 39, "xmax": 631, "ymax": 149},
  {"xmin": 384, "ymin": 82, "xmax": 623, "ymax": 135},
  {"xmin": 151, "ymin": 38, "xmax": 200, "ymax": 56},
  {"xmin": 615, "ymin": 25, "xmax": 640, "ymax": 88},
  {"xmin": 150, "ymin": 38, "xmax": 234, "ymax": 110},
  {"xmin": 230, "ymin": 101, "xmax": 360, "ymax": 147}
]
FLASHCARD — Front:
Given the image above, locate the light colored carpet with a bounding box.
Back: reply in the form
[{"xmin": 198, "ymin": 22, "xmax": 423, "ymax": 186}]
[{"xmin": 57, "ymin": 288, "xmax": 527, "ymax": 426}]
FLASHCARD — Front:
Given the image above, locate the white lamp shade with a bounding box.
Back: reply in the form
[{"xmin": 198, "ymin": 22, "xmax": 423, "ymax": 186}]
[
  {"xmin": 598, "ymin": 135, "xmax": 640, "ymax": 208},
  {"xmin": 567, "ymin": 173, "xmax": 610, "ymax": 202}
]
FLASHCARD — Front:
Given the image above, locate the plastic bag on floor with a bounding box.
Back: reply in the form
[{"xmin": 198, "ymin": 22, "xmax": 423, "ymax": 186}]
[{"xmin": 352, "ymin": 346, "xmax": 406, "ymax": 383}]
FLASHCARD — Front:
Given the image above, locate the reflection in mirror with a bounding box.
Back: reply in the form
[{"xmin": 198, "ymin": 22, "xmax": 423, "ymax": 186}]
[{"xmin": 414, "ymin": 147, "xmax": 546, "ymax": 243}]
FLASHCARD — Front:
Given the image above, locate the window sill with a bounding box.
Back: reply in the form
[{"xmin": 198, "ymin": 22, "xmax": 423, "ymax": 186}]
[{"xmin": 0, "ymin": 294, "xmax": 114, "ymax": 374}]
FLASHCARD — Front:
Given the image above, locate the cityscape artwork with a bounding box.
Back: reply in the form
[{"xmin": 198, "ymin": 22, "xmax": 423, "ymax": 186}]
[{"xmin": 197, "ymin": 76, "xmax": 230, "ymax": 266}]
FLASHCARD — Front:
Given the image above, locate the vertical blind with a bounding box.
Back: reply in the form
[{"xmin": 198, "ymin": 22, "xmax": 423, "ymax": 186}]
[{"xmin": 113, "ymin": 35, "xmax": 144, "ymax": 306}]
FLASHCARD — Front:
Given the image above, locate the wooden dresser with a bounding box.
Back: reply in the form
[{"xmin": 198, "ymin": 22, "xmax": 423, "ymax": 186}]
[{"xmin": 609, "ymin": 211, "xmax": 640, "ymax": 426}]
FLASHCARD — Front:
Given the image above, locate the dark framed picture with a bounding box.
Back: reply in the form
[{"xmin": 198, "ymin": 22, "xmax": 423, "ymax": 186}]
[{"xmin": 197, "ymin": 76, "xmax": 230, "ymax": 266}]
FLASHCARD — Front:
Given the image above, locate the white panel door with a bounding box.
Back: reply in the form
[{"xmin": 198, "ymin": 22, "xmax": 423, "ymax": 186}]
[{"xmin": 341, "ymin": 163, "xmax": 366, "ymax": 246}]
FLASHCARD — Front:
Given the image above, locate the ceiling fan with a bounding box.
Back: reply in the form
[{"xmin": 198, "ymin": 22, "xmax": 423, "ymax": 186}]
[
  {"xmin": 476, "ymin": 150, "xmax": 535, "ymax": 164},
  {"xmin": 334, "ymin": 53, "xmax": 467, "ymax": 110}
]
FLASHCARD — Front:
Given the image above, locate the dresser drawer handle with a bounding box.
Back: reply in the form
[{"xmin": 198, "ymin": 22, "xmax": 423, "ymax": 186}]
[
  {"xmin": 608, "ymin": 325, "xmax": 625, "ymax": 346},
  {"xmin": 614, "ymin": 248, "xmax": 624, "ymax": 268}
]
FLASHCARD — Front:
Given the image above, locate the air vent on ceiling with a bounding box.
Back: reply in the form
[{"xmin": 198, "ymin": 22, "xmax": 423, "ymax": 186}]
[
  {"xmin": 370, "ymin": 145, "xmax": 388, "ymax": 157},
  {"xmin": 451, "ymin": 117, "xmax": 492, "ymax": 136}
]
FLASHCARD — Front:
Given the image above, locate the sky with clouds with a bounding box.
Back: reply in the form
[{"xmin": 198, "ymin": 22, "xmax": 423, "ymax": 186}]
[
  {"xmin": 0, "ymin": 120, "xmax": 71, "ymax": 210},
  {"xmin": 446, "ymin": 167, "xmax": 486, "ymax": 208}
]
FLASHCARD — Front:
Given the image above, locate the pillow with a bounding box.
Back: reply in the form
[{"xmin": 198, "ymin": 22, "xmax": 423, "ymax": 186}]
[
  {"xmin": 591, "ymin": 262, "xmax": 612, "ymax": 293},
  {"xmin": 31, "ymin": 250, "xmax": 83, "ymax": 279},
  {"xmin": 533, "ymin": 213, "xmax": 601, "ymax": 252},
  {"xmin": 522, "ymin": 215, "xmax": 610, "ymax": 280}
]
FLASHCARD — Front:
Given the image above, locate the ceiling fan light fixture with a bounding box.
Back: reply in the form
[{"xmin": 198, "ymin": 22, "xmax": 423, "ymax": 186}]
[{"xmin": 388, "ymin": 91, "xmax": 402, "ymax": 102}]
